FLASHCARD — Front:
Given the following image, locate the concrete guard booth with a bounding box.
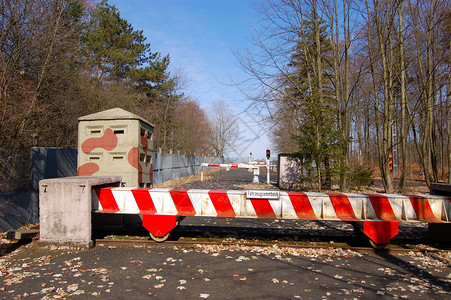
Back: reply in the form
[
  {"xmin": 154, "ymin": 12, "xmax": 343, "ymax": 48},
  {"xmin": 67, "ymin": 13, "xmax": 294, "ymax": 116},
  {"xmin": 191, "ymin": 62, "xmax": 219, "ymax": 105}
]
[
  {"xmin": 40, "ymin": 108, "xmax": 154, "ymax": 247},
  {"xmin": 77, "ymin": 107, "xmax": 154, "ymax": 188}
]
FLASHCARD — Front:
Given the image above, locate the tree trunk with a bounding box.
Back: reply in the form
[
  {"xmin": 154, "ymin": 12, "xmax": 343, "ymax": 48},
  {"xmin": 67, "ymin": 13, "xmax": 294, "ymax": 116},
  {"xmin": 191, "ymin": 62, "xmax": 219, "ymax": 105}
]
[
  {"xmin": 342, "ymin": 0, "xmax": 351, "ymax": 191},
  {"xmin": 15, "ymin": 4, "xmax": 65, "ymax": 147},
  {"xmin": 448, "ymin": 40, "xmax": 451, "ymax": 183},
  {"xmin": 398, "ymin": 2, "xmax": 409, "ymax": 193},
  {"xmin": 313, "ymin": 0, "xmax": 330, "ymax": 189},
  {"xmin": 332, "ymin": 0, "xmax": 343, "ymax": 190},
  {"xmin": 373, "ymin": 0, "xmax": 394, "ymax": 193},
  {"xmin": 409, "ymin": 0, "xmax": 443, "ymax": 188}
]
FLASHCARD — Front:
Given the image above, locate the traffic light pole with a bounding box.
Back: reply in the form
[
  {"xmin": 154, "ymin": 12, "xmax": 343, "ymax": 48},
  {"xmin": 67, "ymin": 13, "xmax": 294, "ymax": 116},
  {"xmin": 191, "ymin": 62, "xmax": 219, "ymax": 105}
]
[
  {"xmin": 266, "ymin": 149, "xmax": 270, "ymax": 184},
  {"xmin": 266, "ymin": 157, "xmax": 270, "ymax": 184}
]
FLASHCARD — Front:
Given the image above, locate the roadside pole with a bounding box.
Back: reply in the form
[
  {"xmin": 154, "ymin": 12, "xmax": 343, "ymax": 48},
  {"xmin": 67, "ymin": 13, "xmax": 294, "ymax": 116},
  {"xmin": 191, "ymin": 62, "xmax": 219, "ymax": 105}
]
[{"xmin": 266, "ymin": 149, "xmax": 271, "ymax": 184}]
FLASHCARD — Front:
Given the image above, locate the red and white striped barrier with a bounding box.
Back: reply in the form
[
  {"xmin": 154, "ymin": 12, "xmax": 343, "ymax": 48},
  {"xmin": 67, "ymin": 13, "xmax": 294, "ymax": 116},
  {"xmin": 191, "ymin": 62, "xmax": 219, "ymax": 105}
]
[
  {"xmin": 201, "ymin": 163, "xmax": 259, "ymax": 169},
  {"xmin": 249, "ymin": 159, "xmax": 273, "ymax": 183},
  {"xmin": 93, "ymin": 188, "xmax": 450, "ymax": 223},
  {"xmin": 93, "ymin": 188, "xmax": 450, "ymax": 244},
  {"xmin": 202, "ymin": 163, "xmax": 239, "ymax": 168},
  {"xmin": 248, "ymin": 161, "xmax": 268, "ymax": 165},
  {"xmin": 201, "ymin": 163, "xmax": 260, "ymax": 182}
]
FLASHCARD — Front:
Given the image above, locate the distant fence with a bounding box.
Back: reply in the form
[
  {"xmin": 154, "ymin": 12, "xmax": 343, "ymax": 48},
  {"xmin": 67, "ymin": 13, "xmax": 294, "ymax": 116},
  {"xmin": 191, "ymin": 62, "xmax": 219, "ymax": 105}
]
[
  {"xmin": 153, "ymin": 152, "xmax": 223, "ymax": 184},
  {"xmin": 0, "ymin": 148, "xmax": 33, "ymax": 192},
  {"xmin": 0, "ymin": 148, "xmax": 36, "ymax": 231},
  {"xmin": 32, "ymin": 147, "xmax": 78, "ymax": 191},
  {"xmin": 30, "ymin": 148, "xmax": 223, "ymax": 186},
  {"xmin": 0, "ymin": 147, "xmax": 223, "ymax": 232}
]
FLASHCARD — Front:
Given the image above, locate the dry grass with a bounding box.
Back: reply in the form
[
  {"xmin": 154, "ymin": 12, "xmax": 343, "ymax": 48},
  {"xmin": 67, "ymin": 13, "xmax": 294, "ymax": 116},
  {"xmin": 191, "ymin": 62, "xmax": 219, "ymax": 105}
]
[
  {"xmin": 155, "ymin": 169, "xmax": 431, "ymax": 194},
  {"xmin": 234, "ymin": 182, "xmax": 277, "ymax": 190},
  {"xmin": 292, "ymin": 178, "xmax": 431, "ymax": 195},
  {"xmin": 153, "ymin": 168, "xmax": 223, "ymax": 188}
]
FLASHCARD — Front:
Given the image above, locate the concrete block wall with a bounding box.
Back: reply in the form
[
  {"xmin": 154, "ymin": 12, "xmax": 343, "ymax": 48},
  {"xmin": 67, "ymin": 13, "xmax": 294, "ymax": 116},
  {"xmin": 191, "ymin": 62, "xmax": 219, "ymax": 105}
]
[{"xmin": 39, "ymin": 176, "xmax": 121, "ymax": 247}]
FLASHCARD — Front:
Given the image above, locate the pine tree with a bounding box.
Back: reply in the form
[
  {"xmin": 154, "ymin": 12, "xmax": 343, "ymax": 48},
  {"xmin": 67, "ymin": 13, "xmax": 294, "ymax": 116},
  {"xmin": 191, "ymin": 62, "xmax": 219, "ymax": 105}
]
[
  {"xmin": 82, "ymin": 0, "xmax": 169, "ymax": 92},
  {"xmin": 282, "ymin": 10, "xmax": 342, "ymax": 191}
]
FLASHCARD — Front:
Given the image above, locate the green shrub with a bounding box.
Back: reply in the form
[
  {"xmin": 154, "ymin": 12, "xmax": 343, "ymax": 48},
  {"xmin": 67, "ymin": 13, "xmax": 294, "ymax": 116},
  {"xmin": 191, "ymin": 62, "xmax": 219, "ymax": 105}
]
[{"xmin": 350, "ymin": 165, "xmax": 373, "ymax": 190}]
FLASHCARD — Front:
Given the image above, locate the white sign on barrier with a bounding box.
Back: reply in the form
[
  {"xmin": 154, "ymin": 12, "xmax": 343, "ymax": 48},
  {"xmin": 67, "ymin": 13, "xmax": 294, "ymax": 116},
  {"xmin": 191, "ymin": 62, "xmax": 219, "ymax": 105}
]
[{"xmin": 246, "ymin": 190, "xmax": 280, "ymax": 200}]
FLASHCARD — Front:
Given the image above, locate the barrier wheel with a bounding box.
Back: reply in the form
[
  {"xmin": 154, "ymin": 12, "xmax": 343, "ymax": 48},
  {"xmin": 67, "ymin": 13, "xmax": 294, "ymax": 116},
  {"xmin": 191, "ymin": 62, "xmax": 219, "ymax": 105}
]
[
  {"xmin": 369, "ymin": 239, "xmax": 390, "ymax": 249},
  {"xmin": 150, "ymin": 232, "xmax": 170, "ymax": 243}
]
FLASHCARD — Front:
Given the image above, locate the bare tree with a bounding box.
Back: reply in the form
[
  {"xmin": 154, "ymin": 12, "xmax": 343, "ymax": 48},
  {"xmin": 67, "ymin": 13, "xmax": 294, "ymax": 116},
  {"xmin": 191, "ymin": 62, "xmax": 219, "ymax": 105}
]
[
  {"xmin": 171, "ymin": 98, "xmax": 212, "ymax": 156},
  {"xmin": 397, "ymin": 1, "xmax": 409, "ymax": 192},
  {"xmin": 270, "ymin": 99, "xmax": 302, "ymax": 153},
  {"xmin": 208, "ymin": 100, "xmax": 239, "ymax": 158},
  {"xmin": 235, "ymin": 0, "xmax": 353, "ymax": 191},
  {"xmin": 408, "ymin": 0, "xmax": 449, "ymax": 187},
  {"xmin": 363, "ymin": 0, "xmax": 399, "ymax": 193},
  {"xmin": 0, "ymin": 0, "xmax": 84, "ymax": 148},
  {"xmin": 448, "ymin": 34, "xmax": 451, "ymax": 183},
  {"xmin": 235, "ymin": 0, "xmax": 450, "ymax": 191}
]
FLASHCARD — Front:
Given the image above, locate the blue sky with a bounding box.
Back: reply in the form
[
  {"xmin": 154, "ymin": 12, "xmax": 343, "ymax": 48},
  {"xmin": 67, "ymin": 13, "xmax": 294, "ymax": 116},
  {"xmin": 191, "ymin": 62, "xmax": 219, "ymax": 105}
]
[{"xmin": 109, "ymin": 0, "xmax": 272, "ymax": 160}]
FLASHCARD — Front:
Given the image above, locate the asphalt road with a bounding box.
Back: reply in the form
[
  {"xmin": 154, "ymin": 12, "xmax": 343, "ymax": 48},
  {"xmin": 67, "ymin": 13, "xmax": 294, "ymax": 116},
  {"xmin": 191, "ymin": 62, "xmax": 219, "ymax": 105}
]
[
  {"xmin": 166, "ymin": 167, "xmax": 278, "ymax": 190},
  {"xmin": 1, "ymin": 241, "xmax": 450, "ymax": 299}
]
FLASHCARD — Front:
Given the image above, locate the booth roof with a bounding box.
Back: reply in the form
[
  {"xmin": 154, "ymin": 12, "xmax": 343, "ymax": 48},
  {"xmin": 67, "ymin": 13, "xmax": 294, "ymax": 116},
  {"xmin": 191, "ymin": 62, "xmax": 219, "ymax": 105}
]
[{"xmin": 78, "ymin": 107, "xmax": 154, "ymax": 127}]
